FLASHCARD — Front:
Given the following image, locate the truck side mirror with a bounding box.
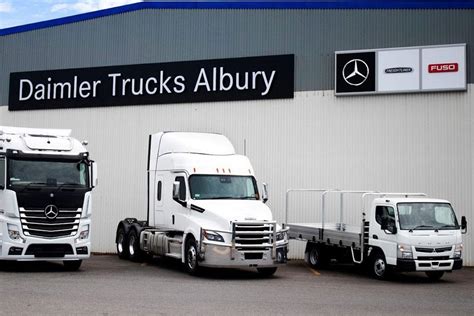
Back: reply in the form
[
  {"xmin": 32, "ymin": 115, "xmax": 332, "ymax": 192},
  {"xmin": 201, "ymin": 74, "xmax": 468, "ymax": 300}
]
[
  {"xmin": 262, "ymin": 183, "xmax": 268, "ymax": 204},
  {"xmin": 461, "ymin": 216, "xmax": 467, "ymax": 234},
  {"xmin": 173, "ymin": 181, "xmax": 180, "ymax": 200},
  {"xmin": 91, "ymin": 161, "xmax": 98, "ymax": 188},
  {"xmin": 173, "ymin": 181, "xmax": 187, "ymax": 207},
  {"xmin": 382, "ymin": 218, "xmax": 397, "ymax": 234}
]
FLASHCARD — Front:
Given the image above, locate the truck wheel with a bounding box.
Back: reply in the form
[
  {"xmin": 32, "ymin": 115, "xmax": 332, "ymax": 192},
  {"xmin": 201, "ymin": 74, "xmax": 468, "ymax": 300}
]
[
  {"xmin": 305, "ymin": 243, "xmax": 325, "ymax": 269},
  {"xmin": 63, "ymin": 260, "xmax": 82, "ymax": 271},
  {"xmin": 185, "ymin": 238, "xmax": 200, "ymax": 275},
  {"xmin": 128, "ymin": 229, "xmax": 143, "ymax": 262},
  {"xmin": 370, "ymin": 251, "xmax": 388, "ymax": 280},
  {"xmin": 257, "ymin": 267, "xmax": 277, "ymax": 277},
  {"xmin": 425, "ymin": 271, "xmax": 444, "ymax": 281},
  {"xmin": 116, "ymin": 227, "xmax": 129, "ymax": 259}
]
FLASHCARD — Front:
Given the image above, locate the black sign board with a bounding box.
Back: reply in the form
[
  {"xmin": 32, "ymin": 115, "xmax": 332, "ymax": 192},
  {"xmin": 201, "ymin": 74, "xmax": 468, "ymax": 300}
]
[
  {"xmin": 335, "ymin": 52, "xmax": 376, "ymax": 94},
  {"xmin": 9, "ymin": 55, "xmax": 294, "ymax": 111}
]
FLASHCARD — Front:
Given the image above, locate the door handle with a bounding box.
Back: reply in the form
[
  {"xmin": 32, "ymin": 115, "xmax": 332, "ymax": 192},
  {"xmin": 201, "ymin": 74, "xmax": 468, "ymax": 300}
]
[{"xmin": 372, "ymin": 234, "xmax": 378, "ymax": 239}]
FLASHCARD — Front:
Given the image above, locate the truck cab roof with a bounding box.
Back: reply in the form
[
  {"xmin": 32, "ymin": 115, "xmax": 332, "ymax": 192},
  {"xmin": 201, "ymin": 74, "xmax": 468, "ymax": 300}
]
[
  {"xmin": 373, "ymin": 197, "xmax": 451, "ymax": 205},
  {"xmin": 0, "ymin": 125, "xmax": 88, "ymax": 157}
]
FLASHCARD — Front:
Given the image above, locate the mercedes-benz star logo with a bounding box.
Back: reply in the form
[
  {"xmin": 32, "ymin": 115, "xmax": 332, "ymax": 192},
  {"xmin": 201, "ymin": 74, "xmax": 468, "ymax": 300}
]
[
  {"xmin": 342, "ymin": 59, "xmax": 369, "ymax": 86},
  {"xmin": 44, "ymin": 205, "xmax": 59, "ymax": 219}
]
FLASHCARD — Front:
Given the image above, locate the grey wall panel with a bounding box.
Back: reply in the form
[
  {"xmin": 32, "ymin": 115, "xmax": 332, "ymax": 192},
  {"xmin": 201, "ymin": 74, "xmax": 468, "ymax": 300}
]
[
  {"xmin": 1, "ymin": 85, "xmax": 473, "ymax": 264},
  {"xmin": 1, "ymin": 9, "xmax": 474, "ymax": 104}
]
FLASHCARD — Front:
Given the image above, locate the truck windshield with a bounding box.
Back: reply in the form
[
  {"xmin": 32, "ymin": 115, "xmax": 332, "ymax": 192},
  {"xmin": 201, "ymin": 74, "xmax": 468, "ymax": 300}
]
[
  {"xmin": 397, "ymin": 203, "xmax": 459, "ymax": 230},
  {"xmin": 8, "ymin": 158, "xmax": 89, "ymax": 187},
  {"xmin": 189, "ymin": 175, "xmax": 258, "ymax": 200}
]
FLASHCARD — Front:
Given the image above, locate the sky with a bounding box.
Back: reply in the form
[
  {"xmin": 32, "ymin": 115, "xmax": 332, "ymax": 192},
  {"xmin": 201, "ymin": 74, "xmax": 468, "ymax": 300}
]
[
  {"xmin": 0, "ymin": 0, "xmax": 143, "ymax": 29},
  {"xmin": 1, "ymin": 0, "xmax": 473, "ymax": 30}
]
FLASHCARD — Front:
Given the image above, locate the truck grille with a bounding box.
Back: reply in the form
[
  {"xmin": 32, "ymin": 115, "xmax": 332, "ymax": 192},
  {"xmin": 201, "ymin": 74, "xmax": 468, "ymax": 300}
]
[
  {"xmin": 233, "ymin": 221, "xmax": 274, "ymax": 252},
  {"xmin": 415, "ymin": 246, "xmax": 452, "ymax": 253},
  {"xmin": 20, "ymin": 208, "xmax": 82, "ymax": 238}
]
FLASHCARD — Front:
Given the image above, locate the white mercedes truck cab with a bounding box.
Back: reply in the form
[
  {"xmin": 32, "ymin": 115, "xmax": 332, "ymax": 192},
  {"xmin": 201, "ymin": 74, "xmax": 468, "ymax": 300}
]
[
  {"xmin": 116, "ymin": 132, "xmax": 288, "ymax": 276},
  {"xmin": 286, "ymin": 190, "xmax": 467, "ymax": 280},
  {"xmin": 0, "ymin": 126, "xmax": 97, "ymax": 270}
]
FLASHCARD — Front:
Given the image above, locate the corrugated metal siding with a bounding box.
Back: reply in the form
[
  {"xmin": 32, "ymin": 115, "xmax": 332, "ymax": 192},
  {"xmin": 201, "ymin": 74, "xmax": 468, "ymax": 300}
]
[
  {"xmin": 1, "ymin": 9, "xmax": 474, "ymax": 104},
  {"xmin": 0, "ymin": 86, "xmax": 473, "ymax": 264}
]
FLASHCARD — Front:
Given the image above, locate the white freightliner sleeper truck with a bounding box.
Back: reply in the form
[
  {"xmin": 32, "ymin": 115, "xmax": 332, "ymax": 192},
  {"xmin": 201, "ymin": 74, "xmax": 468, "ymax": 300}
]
[
  {"xmin": 0, "ymin": 126, "xmax": 97, "ymax": 270},
  {"xmin": 285, "ymin": 189, "xmax": 467, "ymax": 280},
  {"xmin": 115, "ymin": 132, "xmax": 289, "ymax": 275}
]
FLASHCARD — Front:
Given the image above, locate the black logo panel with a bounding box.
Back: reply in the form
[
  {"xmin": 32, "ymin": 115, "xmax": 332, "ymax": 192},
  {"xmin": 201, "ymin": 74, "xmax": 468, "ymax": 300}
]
[{"xmin": 336, "ymin": 52, "xmax": 376, "ymax": 94}]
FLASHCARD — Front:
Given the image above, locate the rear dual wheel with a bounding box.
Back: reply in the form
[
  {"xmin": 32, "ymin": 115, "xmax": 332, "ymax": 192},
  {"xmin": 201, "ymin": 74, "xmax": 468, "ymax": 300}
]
[
  {"xmin": 305, "ymin": 243, "xmax": 326, "ymax": 269},
  {"xmin": 116, "ymin": 227, "xmax": 143, "ymax": 261},
  {"xmin": 127, "ymin": 229, "xmax": 144, "ymax": 262},
  {"xmin": 116, "ymin": 227, "xmax": 129, "ymax": 259}
]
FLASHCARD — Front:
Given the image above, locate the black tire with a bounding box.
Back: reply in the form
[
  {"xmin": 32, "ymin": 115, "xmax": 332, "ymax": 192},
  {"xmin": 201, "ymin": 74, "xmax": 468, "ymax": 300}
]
[
  {"xmin": 63, "ymin": 260, "xmax": 82, "ymax": 271},
  {"xmin": 116, "ymin": 227, "xmax": 129, "ymax": 260},
  {"xmin": 305, "ymin": 243, "xmax": 325, "ymax": 269},
  {"xmin": 257, "ymin": 267, "xmax": 278, "ymax": 277},
  {"xmin": 426, "ymin": 271, "xmax": 444, "ymax": 281},
  {"xmin": 127, "ymin": 229, "xmax": 143, "ymax": 262},
  {"xmin": 370, "ymin": 251, "xmax": 388, "ymax": 280},
  {"xmin": 184, "ymin": 238, "xmax": 200, "ymax": 275}
]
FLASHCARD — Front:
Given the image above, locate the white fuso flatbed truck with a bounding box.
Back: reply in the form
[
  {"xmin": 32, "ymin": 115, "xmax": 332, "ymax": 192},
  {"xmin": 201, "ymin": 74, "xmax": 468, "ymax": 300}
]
[
  {"xmin": 0, "ymin": 126, "xmax": 97, "ymax": 270},
  {"xmin": 285, "ymin": 189, "xmax": 467, "ymax": 280},
  {"xmin": 115, "ymin": 132, "xmax": 289, "ymax": 275}
]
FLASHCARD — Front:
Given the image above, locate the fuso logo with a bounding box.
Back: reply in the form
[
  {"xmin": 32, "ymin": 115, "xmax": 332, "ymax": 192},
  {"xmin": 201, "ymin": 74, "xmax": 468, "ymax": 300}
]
[{"xmin": 428, "ymin": 63, "xmax": 459, "ymax": 73}]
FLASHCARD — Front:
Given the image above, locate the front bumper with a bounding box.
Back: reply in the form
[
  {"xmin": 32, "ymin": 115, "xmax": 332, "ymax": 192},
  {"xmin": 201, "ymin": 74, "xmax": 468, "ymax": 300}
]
[
  {"xmin": 0, "ymin": 218, "xmax": 91, "ymax": 261},
  {"xmin": 199, "ymin": 242, "xmax": 288, "ymax": 268},
  {"xmin": 397, "ymin": 258, "xmax": 463, "ymax": 272}
]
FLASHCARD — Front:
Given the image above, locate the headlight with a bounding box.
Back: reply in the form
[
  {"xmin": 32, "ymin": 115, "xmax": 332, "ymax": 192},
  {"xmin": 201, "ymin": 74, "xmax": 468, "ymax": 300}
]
[
  {"xmin": 76, "ymin": 225, "xmax": 89, "ymax": 243},
  {"xmin": 454, "ymin": 243, "xmax": 463, "ymax": 258},
  {"xmin": 203, "ymin": 230, "xmax": 224, "ymax": 242},
  {"xmin": 7, "ymin": 224, "xmax": 25, "ymax": 242},
  {"xmin": 276, "ymin": 231, "xmax": 287, "ymax": 242},
  {"xmin": 397, "ymin": 243, "xmax": 413, "ymax": 259}
]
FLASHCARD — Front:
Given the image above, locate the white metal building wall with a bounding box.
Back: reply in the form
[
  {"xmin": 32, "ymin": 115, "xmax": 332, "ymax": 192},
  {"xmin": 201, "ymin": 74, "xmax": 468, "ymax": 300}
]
[{"xmin": 1, "ymin": 86, "xmax": 472, "ymax": 264}]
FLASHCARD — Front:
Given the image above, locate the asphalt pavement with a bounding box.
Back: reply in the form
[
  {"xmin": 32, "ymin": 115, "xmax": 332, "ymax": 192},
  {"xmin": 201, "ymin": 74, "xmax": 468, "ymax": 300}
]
[{"xmin": 0, "ymin": 255, "xmax": 473, "ymax": 315}]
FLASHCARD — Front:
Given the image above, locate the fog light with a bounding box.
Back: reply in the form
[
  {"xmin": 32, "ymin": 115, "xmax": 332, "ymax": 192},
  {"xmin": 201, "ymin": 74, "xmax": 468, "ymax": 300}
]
[
  {"xmin": 8, "ymin": 247, "xmax": 23, "ymax": 255},
  {"xmin": 76, "ymin": 246, "xmax": 88, "ymax": 255}
]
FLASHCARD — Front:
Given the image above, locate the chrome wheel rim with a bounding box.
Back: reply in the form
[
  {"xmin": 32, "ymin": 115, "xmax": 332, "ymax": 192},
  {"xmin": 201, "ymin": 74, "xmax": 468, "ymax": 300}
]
[
  {"xmin": 310, "ymin": 248, "xmax": 319, "ymax": 266},
  {"xmin": 187, "ymin": 245, "xmax": 197, "ymax": 271},
  {"xmin": 129, "ymin": 234, "xmax": 135, "ymax": 256},
  {"xmin": 117, "ymin": 233, "xmax": 124, "ymax": 253},
  {"xmin": 374, "ymin": 258, "xmax": 386, "ymax": 277}
]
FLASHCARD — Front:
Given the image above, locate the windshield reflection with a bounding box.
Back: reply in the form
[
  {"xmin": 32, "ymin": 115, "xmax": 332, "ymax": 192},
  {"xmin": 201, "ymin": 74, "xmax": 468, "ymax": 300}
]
[
  {"xmin": 397, "ymin": 203, "xmax": 459, "ymax": 230},
  {"xmin": 189, "ymin": 175, "xmax": 258, "ymax": 200}
]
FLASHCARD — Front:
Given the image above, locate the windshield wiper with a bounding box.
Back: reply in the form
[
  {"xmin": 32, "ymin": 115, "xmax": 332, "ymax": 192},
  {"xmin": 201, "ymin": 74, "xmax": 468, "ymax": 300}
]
[
  {"xmin": 439, "ymin": 225, "xmax": 458, "ymax": 229},
  {"xmin": 237, "ymin": 196, "xmax": 257, "ymax": 200},
  {"xmin": 21, "ymin": 182, "xmax": 46, "ymax": 191},
  {"xmin": 207, "ymin": 197, "xmax": 236, "ymax": 200},
  {"xmin": 57, "ymin": 182, "xmax": 84, "ymax": 191},
  {"xmin": 410, "ymin": 225, "xmax": 434, "ymax": 232}
]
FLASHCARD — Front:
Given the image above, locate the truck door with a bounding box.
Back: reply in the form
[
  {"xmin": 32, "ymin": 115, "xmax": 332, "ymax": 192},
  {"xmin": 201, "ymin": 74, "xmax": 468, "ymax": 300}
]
[
  {"xmin": 171, "ymin": 174, "xmax": 188, "ymax": 229},
  {"xmin": 370, "ymin": 205, "xmax": 398, "ymax": 265},
  {"xmin": 154, "ymin": 175, "xmax": 164, "ymax": 226}
]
